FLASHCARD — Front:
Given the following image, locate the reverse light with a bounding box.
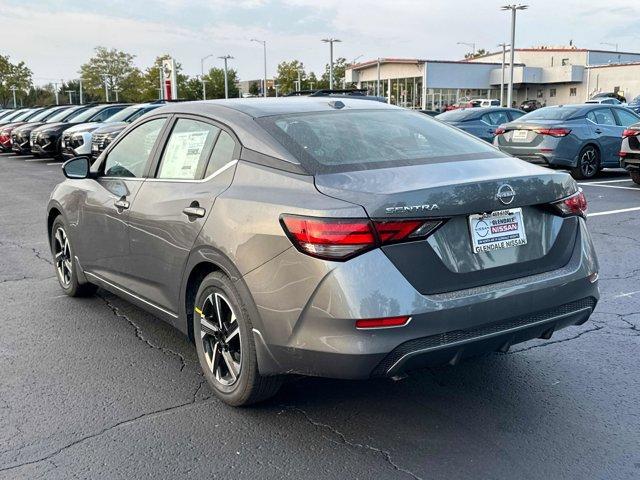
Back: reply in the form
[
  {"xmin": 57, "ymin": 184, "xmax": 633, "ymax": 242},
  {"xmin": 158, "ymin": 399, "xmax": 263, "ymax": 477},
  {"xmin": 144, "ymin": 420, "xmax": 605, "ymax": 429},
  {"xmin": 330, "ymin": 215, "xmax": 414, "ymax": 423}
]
[
  {"xmin": 355, "ymin": 316, "xmax": 411, "ymax": 329},
  {"xmin": 534, "ymin": 128, "xmax": 572, "ymax": 137},
  {"xmin": 280, "ymin": 215, "xmax": 445, "ymax": 261},
  {"xmin": 552, "ymin": 189, "xmax": 588, "ymax": 218}
]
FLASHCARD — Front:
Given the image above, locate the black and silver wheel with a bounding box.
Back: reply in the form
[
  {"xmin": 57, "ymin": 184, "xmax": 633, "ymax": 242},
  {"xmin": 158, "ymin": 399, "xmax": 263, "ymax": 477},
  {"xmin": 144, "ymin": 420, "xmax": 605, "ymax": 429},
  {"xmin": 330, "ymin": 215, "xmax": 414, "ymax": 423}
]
[
  {"xmin": 571, "ymin": 145, "xmax": 600, "ymax": 180},
  {"xmin": 194, "ymin": 272, "xmax": 282, "ymax": 406},
  {"xmin": 630, "ymin": 171, "xmax": 640, "ymax": 186},
  {"xmin": 50, "ymin": 216, "xmax": 96, "ymax": 297}
]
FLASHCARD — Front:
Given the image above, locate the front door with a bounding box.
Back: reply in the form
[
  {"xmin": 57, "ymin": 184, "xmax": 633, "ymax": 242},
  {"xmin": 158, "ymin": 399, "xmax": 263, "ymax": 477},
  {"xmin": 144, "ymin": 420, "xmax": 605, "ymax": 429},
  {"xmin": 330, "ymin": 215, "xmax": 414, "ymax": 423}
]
[
  {"xmin": 77, "ymin": 117, "xmax": 168, "ymax": 287},
  {"xmin": 126, "ymin": 116, "xmax": 240, "ymax": 314}
]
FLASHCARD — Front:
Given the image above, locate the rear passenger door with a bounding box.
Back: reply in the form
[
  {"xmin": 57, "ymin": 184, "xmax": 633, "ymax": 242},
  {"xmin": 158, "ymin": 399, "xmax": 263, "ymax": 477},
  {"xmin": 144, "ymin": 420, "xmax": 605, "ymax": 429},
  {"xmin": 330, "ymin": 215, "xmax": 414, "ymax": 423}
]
[
  {"xmin": 587, "ymin": 108, "xmax": 619, "ymax": 164},
  {"xmin": 126, "ymin": 115, "xmax": 240, "ymax": 315}
]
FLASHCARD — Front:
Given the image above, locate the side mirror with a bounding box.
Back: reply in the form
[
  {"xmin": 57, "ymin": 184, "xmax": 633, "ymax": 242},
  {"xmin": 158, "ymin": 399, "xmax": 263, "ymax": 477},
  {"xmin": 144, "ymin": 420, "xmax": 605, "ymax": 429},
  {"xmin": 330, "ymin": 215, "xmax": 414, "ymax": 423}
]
[{"xmin": 62, "ymin": 156, "xmax": 91, "ymax": 179}]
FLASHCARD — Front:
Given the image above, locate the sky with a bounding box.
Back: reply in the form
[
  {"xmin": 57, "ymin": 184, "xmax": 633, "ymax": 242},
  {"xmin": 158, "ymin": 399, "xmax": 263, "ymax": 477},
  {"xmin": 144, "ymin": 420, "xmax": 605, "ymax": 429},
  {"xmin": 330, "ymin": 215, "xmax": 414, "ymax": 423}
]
[{"xmin": 2, "ymin": 0, "xmax": 639, "ymax": 86}]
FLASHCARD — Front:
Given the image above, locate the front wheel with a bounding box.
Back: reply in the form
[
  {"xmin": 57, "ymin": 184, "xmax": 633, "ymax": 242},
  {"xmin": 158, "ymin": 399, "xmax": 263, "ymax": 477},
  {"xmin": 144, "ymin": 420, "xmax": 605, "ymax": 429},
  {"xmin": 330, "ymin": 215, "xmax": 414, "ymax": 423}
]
[
  {"xmin": 630, "ymin": 171, "xmax": 640, "ymax": 186},
  {"xmin": 50, "ymin": 216, "xmax": 96, "ymax": 297},
  {"xmin": 571, "ymin": 145, "xmax": 600, "ymax": 180},
  {"xmin": 194, "ymin": 272, "xmax": 282, "ymax": 406}
]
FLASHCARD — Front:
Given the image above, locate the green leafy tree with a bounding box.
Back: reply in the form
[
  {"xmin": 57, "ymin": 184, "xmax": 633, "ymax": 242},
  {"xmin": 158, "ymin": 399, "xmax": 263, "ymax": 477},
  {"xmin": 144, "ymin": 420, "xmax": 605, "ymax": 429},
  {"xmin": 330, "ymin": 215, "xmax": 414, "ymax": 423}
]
[
  {"xmin": 249, "ymin": 81, "xmax": 260, "ymax": 96},
  {"xmin": 307, "ymin": 71, "xmax": 320, "ymax": 90},
  {"xmin": 321, "ymin": 57, "xmax": 350, "ymax": 89},
  {"xmin": 202, "ymin": 67, "xmax": 239, "ymax": 99},
  {"xmin": 276, "ymin": 60, "xmax": 305, "ymax": 94},
  {"xmin": 0, "ymin": 55, "xmax": 33, "ymax": 107},
  {"xmin": 79, "ymin": 47, "xmax": 143, "ymax": 102},
  {"xmin": 464, "ymin": 48, "xmax": 487, "ymax": 59}
]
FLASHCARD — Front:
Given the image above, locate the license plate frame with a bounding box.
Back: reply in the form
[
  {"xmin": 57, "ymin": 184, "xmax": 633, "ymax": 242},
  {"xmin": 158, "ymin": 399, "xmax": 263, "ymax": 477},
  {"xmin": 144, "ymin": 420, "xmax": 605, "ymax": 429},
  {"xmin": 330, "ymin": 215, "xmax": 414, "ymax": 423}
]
[
  {"xmin": 468, "ymin": 208, "xmax": 527, "ymax": 254},
  {"xmin": 512, "ymin": 129, "xmax": 529, "ymax": 142}
]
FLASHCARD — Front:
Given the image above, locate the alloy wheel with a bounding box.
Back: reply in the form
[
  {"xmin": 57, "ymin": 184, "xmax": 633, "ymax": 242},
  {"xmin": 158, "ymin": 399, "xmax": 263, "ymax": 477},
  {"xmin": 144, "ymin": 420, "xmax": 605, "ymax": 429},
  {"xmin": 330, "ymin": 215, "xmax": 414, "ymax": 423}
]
[
  {"xmin": 53, "ymin": 227, "xmax": 72, "ymax": 287},
  {"xmin": 198, "ymin": 292, "xmax": 241, "ymax": 387},
  {"xmin": 580, "ymin": 148, "xmax": 598, "ymax": 177}
]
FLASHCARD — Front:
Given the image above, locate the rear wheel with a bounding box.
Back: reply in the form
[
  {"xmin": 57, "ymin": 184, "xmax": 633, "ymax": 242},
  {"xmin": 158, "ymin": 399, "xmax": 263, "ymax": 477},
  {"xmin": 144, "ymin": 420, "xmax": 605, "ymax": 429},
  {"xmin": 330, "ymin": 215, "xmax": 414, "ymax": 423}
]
[
  {"xmin": 630, "ymin": 171, "xmax": 640, "ymax": 185},
  {"xmin": 194, "ymin": 272, "xmax": 282, "ymax": 406},
  {"xmin": 571, "ymin": 145, "xmax": 600, "ymax": 179},
  {"xmin": 50, "ymin": 216, "xmax": 97, "ymax": 297}
]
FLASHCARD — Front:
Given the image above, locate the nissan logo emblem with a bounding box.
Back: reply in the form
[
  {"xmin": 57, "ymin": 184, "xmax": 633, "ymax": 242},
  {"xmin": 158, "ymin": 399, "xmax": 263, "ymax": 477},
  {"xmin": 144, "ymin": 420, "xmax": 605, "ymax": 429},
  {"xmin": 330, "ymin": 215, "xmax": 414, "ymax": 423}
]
[{"xmin": 496, "ymin": 184, "xmax": 516, "ymax": 205}]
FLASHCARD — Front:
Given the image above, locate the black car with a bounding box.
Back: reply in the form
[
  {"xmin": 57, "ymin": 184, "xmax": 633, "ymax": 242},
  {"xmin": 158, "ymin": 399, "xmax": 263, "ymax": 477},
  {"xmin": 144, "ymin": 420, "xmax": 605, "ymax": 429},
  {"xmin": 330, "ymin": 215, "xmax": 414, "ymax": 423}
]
[
  {"xmin": 31, "ymin": 103, "xmax": 129, "ymax": 158},
  {"xmin": 520, "ymin": 99, "xmax": 542, "ymax": 112},
  {"xmin": 592, "ymin": 91, "xmax": 627, "ymax": 103},
  {"xmin": 11, "ymin": 105, "xmax": 74, "ymax": 155}
]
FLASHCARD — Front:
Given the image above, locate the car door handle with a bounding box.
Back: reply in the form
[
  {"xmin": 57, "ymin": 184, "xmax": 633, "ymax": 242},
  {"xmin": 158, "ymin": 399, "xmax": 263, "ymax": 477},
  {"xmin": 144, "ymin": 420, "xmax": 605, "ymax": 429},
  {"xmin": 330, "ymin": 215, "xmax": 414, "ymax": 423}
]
[
  {"xmin": 182, "ymin": 206, "xmax": 206, "ymax": 218},
  {"xmin": 594, "ymin": 129, "xmax": 603, "ymax": 134},
  {"xmin": 114, "ymin": 198, "xmax": 130, "ymax": 211}
]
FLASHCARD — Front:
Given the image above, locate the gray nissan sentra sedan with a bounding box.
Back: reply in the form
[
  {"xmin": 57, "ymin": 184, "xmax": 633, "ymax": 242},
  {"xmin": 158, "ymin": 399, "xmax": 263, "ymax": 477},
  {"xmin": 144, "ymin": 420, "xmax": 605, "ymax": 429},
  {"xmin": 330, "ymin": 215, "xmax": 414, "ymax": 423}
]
[{"xmin": 48, "ymin": 98, "xmax": 599, "ymax": 406}]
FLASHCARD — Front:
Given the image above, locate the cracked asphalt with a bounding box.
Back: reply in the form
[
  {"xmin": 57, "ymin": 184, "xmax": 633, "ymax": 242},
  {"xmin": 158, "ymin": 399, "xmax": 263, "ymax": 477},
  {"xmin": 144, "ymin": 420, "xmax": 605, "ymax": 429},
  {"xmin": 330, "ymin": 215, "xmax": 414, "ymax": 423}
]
[{"xmin": 1, "ymin": 153, "xmax": 639, "ymax": 479}]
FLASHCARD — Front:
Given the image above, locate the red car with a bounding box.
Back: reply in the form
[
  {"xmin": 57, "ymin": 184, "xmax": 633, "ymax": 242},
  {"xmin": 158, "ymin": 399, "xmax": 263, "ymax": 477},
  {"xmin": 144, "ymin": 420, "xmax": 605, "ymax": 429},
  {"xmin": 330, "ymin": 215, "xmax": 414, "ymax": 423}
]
[{"xmin": 0, "ymin": 108, "xmax": 45, "ymax": 152}]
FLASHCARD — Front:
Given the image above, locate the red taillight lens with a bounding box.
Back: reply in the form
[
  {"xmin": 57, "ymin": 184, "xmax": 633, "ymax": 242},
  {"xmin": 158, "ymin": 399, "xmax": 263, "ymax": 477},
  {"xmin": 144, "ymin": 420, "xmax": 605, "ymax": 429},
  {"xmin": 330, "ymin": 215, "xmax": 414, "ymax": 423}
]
[
  {"xmin": 622, "ymin": 129, "xmax": 639, "ymax": 138},
  {"xmin": 494, "ymin": 127, "xmax": 506, "ymax": 135},
  {"xmin": 552, "ymin": 189, "xmax": 588, "ymax": 218},
  {"xmin": 535, "ymin": 128, "xmax": 571, "ymax": 137},
  {"xmin": 355, "ymin": 316, "xmax": 410, "ymax": 329},
  {"xmin": 280, "ymin": 215, "xmax": 444, "ymax": 260}
]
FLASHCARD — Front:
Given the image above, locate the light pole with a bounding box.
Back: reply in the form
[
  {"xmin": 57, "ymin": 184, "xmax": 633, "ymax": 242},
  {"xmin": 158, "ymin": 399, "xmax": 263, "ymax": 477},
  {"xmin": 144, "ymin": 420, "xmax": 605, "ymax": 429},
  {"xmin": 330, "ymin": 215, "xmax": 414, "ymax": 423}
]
[
  {"xmin": 113, "ymin": 86, "xmax": 120, "ymax": 102},
  {"xmin": 251, "ymin": 39, "xmax": 268, "ymax": 98},
  {"xmin": 501, "ymin": 4, "xmax": 528, "ymax": 108},
  {"xmin": 457, "ymin": 41, "xmax": 476, "ymax": 57},
  {"xmin": 600, "ymin": 42, "xmax": 619, "ymax": 52},
  {"xmin": 66, "ymin": 90, "xmax": 74, "ymax": 104},
  {"xmin": 79, "ymin": 78, "xmax": 84, "ymax": 105},
  {"xmin": 201, "ymin": 54, "xmax": 214, "ymax": 100},
  {"xmin": 53, "ymin": 82, "xmax": 60, "ymax": 105},
  {"xmin": 376, "ymin": 57, "xmax": 381, "ymax": 97},
  {"xmin": 10, "ymin": 86, "xmax": 17, "ymax": 108},
  {"xmin": 498, "ymin": 43, "xmax": 510, "ymax": 106},
  {"xmin": 274, "ymin": 83, "xmax": 279, "ymax": 97},
  {"xmin": 218, "ymin": 55, "xmax": 234, "ymax": 99},
  {"xmin": 101, "ymin": 74, "xmax": 110, "ymax": 102},
  {"xmin": 321, "ymin": 38, "xmax": 341, "ymax": 89}
]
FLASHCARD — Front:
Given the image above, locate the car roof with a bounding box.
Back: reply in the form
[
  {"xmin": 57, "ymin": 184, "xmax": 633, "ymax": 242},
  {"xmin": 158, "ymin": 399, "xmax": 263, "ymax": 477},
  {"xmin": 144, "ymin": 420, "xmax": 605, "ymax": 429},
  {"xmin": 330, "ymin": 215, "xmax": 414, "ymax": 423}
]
[{"xmin": 155, "ymin": 97, "xmax": 398, "ymax": 119}]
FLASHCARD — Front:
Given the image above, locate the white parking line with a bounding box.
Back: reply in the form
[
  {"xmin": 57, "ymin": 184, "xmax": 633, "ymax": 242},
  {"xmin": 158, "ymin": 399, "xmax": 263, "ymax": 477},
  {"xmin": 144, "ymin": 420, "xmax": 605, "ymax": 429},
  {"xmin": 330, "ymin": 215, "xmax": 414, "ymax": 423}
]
[
  {"xmin": 588, "ymin": 206, "xmax": 640, "ymax": 217},
  {"xmin": 24, "ymin": 158, "xmax": 45, "ymax": 162},
  {"xmin": 47, "ymin": 162, "xmax": 63, "ymax": 166},
  {"xmin": 579, "ymin": 183, "xmax": 639, "ymax": 191},
  {"xmin": 580, "ymin": 179, "xmax": 633, "ymax": 184}
]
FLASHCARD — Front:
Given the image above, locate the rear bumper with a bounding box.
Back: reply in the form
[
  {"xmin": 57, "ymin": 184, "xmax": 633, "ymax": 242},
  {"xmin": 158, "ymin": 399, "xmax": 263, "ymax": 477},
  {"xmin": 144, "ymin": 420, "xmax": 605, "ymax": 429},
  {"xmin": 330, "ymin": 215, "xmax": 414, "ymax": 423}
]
[{"xmin": 245, "ymin": 218, "xmax": 599, "ymax": 379}]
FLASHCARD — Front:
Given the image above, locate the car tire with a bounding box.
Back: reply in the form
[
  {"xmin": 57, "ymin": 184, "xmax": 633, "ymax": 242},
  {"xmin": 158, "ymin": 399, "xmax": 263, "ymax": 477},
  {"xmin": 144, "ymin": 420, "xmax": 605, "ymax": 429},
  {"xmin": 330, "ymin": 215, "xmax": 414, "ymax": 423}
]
[
  {"xmin": 194, "ymin": 271, "xmax": 282, "ymax": 406},
  {"xmin": 630, "ymin": 171, "xmax": 640, "ymax": 185},
  {"xmin": 50, "ymin": 216, "xmax": 97, "ymax": 297},
  {"xmin": 571, "ymin": 145, "xmax": 601, "ymax": 180}
]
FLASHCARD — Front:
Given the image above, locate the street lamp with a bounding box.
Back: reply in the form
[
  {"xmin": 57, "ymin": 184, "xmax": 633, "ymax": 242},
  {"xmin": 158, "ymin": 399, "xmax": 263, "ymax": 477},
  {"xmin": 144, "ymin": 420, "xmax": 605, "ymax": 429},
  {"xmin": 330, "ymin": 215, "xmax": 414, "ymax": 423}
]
[
  {"xmin": 201, "ymin": 54, "xmax": 215, "ymax": 100},
  {"xmin": 251, "ymin": 39, "xmax": 268, "ymax": 98},
  {"xmin": 321, "ymin": 38, "xmax": 341, "ymax": 89},
  {"xmin": 65, "ymin": 89, "xmax": 74, "ymax": 104},
  {"xmin": 10, "ymin": 86, "xmax": 18, "ymax": 108},
  {"xmin": 498, "ymin": 43, "xmax": 511, "ymax": 106},
  {"xmin": 501, "ymin": 4, "xmax": 528, "ymax": 108},
  {"xmin": 457, "ymin": 41, "xmax": 476, "ymax": 57},
  {"xmin": 600, "ymin": 42, "xmax": 619, "ymax": 52},
  {"xmin": 218, "ymin": 55, "xmax": 234, "ymax": 99}
]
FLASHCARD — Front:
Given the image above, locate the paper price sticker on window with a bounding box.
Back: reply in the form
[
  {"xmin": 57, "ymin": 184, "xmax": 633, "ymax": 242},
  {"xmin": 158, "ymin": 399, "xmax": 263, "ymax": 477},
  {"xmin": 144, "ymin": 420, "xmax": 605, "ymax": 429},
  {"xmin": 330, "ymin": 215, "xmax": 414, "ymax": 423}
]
[{"xmin": 159, "ymin": 130, "xmax": 210, "ymax": 180}]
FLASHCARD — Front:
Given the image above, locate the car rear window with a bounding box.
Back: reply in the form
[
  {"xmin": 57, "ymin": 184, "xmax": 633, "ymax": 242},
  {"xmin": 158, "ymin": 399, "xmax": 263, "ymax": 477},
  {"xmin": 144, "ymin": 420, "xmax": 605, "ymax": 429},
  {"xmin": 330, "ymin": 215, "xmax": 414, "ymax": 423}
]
[
  {"xmin": 258, "ymin": 109, "xmax": 502, "ymax": 174},
  {"xmin": 521, "ymin": 107, "xmax": 581, "ymax": 121},
  {"xmin": 436, "ymin": 109, "xmax": 478, "ymax": 121}
]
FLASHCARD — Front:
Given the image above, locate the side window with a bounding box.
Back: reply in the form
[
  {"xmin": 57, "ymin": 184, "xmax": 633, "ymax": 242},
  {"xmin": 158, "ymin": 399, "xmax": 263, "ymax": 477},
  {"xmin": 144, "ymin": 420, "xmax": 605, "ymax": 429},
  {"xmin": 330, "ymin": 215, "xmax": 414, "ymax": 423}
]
[
  {"xmin": 594, "ymin": 108, "xmax": 616, "ymax": 126},
  {"xmin": 157, "ymin": 119, "xmax": 219, "ymax": 180},
  {"xmin": 615, "ymin": 109, "xmax": 640, "ymax": 127},
  {"xmin": 104, "ymin": 118, "xmax": 166, "ymax": 178},
  {"xmin": 509, "ymin": 111, "xmax": 525, "ymax": 121},
  {"xmin": 93, "ymin": 107, "xmax": 121, "ymax": 122},
  {"xmin": 205, "ymin": 131, "xmax": 237, "ymax": 177},
  {"xmin": 482, "ymin": 112, "xmax": 509, "ymax": 125}
]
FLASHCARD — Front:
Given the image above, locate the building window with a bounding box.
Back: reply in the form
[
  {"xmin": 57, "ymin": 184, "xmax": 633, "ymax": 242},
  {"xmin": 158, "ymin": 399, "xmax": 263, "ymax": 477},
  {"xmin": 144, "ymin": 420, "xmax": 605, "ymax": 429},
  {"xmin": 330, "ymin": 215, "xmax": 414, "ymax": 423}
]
[
  {"xmin": 550, "ymin": 89, "xmax": 557, "ymax": 97},
  {"xmin": 570, "ymin": 88, "xmax": 577, "ymax": 97},
  {"xmin": 561, "ymin": 58, "xmax": 570, "ymax": 66},
  {"xmin": 537, "ymin": 89, "xmax": 544, "ymax": 98}
]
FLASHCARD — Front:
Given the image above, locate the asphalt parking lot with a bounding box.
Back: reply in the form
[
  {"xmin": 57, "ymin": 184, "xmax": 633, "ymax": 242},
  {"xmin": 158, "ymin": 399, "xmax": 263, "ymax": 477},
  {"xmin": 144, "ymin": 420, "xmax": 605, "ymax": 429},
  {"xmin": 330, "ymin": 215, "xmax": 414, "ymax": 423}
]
[{"xmin": 1, "ymin": 152, "xmax": 639, "ymax": 480}]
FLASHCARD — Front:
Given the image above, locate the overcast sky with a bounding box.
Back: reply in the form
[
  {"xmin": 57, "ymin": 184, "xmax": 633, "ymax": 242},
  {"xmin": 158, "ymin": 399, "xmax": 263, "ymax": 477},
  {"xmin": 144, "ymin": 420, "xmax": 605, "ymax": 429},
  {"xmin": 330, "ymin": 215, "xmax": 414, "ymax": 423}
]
[{"xmin": 3, "ymin": 0, "xmax": 639, "ymax": 85}]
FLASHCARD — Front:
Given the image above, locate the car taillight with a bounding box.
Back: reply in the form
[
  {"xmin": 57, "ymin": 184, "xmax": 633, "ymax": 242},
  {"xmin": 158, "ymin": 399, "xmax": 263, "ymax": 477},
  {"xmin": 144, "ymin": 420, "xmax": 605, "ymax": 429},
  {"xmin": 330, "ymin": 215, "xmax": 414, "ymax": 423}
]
[
  {"xmin": 622, "ymin": 129, "xmax": 640, "ymax": 138},
  {"xmin": 280, "ymin": 215, "xmax": 444, "ymax": 260},
  {"xmin": 535, "ymin": 128, "xmax": 571, "ymax": 137},
  {"xmin": 494, "ymin": 127, "xmax": 506, "ymax": 135},
  {"xmin": 551, "ymin": 189, "xmax": 587, "ymax": 218}
]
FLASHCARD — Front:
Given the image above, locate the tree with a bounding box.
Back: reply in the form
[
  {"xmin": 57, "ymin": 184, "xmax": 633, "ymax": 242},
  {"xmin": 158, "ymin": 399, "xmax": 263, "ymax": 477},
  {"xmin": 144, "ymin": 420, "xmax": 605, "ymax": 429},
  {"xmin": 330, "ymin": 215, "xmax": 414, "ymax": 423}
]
[
  {"xmin": 321, "ymin": 57, "xmax": 350, "ymax": 89},
  {"xmin": 464, "ymin": 48, "xmax": 487, "ymax": 60},
  {"xmin": 79, "ymin": 47, "xmax": 143, "ymax": 102},
  {"xmin": 276, "ymin": 60, "xmax": 305, "ymax": 94},
  {"xmin": 202, "ymin": 67, "xmax": 239, "ymax": 99},
  {"xmin": 0, "ymin": 55, "xmax": 33, "ymax": 107},
  {"xmin": 249, "ymin": 81, "xmax": 260, "ymax": 96}
]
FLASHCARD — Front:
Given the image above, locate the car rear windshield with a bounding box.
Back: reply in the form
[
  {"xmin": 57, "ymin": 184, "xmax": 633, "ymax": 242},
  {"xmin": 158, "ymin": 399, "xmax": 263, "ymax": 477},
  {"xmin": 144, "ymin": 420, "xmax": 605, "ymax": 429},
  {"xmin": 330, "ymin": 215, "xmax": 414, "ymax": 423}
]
[
  {"xmin": 258, "ymin": 109, "xmax": 502, "ymax": 174},
  {"xmin": 521, "ymin": 107, "xmax": 581, "ymax": 121},
  {"xmin": 436, "ymin": 109, "xmax": 478, "ymax": 121}
]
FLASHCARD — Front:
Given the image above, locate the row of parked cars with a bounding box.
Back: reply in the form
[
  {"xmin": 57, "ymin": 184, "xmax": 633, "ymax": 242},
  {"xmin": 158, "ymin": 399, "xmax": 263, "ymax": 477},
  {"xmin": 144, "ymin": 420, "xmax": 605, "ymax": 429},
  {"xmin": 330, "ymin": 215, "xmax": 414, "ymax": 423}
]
[
  {"xmin": 0, "ymin": 101, "xmax": 172, "ymax": 161},
  {"xmin": 436, "ymin": 103, "xmax": 640, "ymax": 181}
]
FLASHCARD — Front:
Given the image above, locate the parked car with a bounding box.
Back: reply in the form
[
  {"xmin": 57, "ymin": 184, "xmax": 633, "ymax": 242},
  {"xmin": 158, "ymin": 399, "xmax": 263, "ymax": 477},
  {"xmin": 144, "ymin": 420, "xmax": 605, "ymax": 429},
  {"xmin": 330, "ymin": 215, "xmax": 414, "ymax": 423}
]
[
  {"xmin": 470, "ymin": 99, "xmax": 501, "ymax": 108},
  {"xmin": 436, "ymin": 107, "xmax": 525, "ymax": 142},
  {"xmin": 0, "ymin": 109, "xmax": 16, "ymax": 120},
  {"xmin": 494, "ymin": 104, "xmax": 640, "ymax": 179},
  {"xmin": 520, "ymin": 100, "xmax": 542, "ymax": 112},
  {"xmin": 11, "ymin": 105, "xmax": 80, "ymax": 155},
  {"xmin": 64, "ymin": 102, "xmax": 167, "ymax": 160},
  {"xmin": 591, "ymin": 91, "xmax": 627, "ymax": 103},
  {"xmin": 0, "ymin": 108, "xmax": 45, "ymax": 152},
  {"xmin": 419, "ymin": 110, "xmax": 440, "ymax": 117},
  {"xmin": 585, "ymin": 98, "xmax": 623, "ymax": 105},
  {"xmin": 48, "ymin": 98, "xmax": 599, "ymax": 406},
  {"xmin": 31, "ymin": 103, "xmax": 129, "ymax": 158},
  {"xmin": 619, "ymin": 122, "xmax": 640, "ymax": 185},
  {"xmin": 626, "ymin": 95, "xmax": 640, "ymax": 114},
  {"xmin": 0, "ymin": 108, "xmax": 32, "ymax": 126}
]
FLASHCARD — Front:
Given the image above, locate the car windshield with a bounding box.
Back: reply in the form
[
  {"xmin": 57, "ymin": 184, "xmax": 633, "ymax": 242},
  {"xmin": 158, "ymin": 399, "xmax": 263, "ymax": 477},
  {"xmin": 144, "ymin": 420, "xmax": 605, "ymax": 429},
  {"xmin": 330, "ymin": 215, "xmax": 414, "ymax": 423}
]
[
  {"xmin": 28, "ymin": 108, "xmax": 64, "ymax": 122},
  {"xmin": 10, "ymin": 109, "xmax": 38, "ymax": 122},
  {"xmin": 46, "ymin": 106, "xmax": 83, "ymax": 123},
  {"xmin": 70, "ymin": 106, "xmax": 104, "ymax": 123},
  {"xmin": 520, "ymin": 107, "xmax": 581, "ymax": 120},
  {"xmin": 631, "ymin": 96, "xmax": 640, "ymax": 104},
  {"xmin": 104, "ymin": 105, "xmax": 144, "ymax": 123},
  {"xmin": 436, "ymin": 109, "xmax": 478, "ymax": 121},
  {"xmin": 258, "ymin": 109, "xmax": 501, "ymax": 174}
]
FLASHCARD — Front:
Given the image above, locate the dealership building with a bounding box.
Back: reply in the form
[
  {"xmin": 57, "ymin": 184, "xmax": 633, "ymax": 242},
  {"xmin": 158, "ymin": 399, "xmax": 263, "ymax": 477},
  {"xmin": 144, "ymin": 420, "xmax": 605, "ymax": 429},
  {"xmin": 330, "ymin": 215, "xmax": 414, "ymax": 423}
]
[{"xmin": 345, "ymin": 47, "xmax": 640, "ymax": 110}]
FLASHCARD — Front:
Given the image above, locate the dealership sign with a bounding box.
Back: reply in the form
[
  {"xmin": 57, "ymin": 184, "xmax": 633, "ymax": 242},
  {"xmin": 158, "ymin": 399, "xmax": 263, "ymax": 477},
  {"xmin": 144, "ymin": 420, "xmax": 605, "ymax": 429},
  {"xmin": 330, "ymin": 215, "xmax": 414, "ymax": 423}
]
[{"xmin": 162, "ymin": 58, "xmax": 178, "ymax": 100}]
